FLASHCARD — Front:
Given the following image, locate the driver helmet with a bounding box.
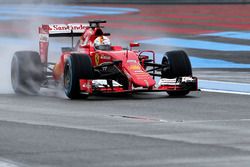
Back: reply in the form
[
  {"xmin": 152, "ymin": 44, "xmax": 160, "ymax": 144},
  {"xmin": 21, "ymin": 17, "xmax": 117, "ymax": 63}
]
[{"xmin": 94, "ymin": 36, "xmax": 111, "ymax": 51}]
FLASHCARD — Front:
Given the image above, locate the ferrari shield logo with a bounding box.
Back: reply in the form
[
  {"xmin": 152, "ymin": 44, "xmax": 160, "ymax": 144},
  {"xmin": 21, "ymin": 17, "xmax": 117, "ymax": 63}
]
[{"xmin": 95, "ymin": 53, "xmax": 100, "ymax": 65}]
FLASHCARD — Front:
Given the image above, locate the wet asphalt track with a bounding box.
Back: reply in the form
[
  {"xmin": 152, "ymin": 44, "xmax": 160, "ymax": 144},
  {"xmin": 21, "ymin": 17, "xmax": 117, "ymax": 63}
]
[
  {"xmin": 1, "ymin": 92, "xmax": 250, "ymax": 167},
  {"xmin": 1, "ymin": 3, "xmax": 250, "ymax": 167}
]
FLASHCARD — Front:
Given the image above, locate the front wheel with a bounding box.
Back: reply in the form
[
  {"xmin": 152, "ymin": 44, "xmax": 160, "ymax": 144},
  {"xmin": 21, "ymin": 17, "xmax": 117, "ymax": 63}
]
[
  {"xmin": 161, "ymin": 50, "xmax": 192, "ymax": 79},
  {"xmin": 167, "ymin": 90, "xmax": 190, "ymax": 97},
  {"xmin": 161, "ymin": 50, "xmax": 192, "ymax": 96},
  {"xmin": 64, "ymin": 54, "xmax": 94, "ymax": 99}
]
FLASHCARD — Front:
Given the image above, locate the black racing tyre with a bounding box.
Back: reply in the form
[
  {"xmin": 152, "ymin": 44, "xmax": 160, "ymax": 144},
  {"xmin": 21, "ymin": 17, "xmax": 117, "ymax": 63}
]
[
  {"xmin": 64, "ymin": 54, "xmax": 94, "ymax": 99},
  {"xmin": 161, "ymin": 50, "xmax": 192, "ymax": 96},
  {"xmin": 11, "ymin": 51, "xmax": 43, "ymax": 95},
  {"xmin": 161, "ymin": 50, "xmax": 192, "ymax": 79},
  {"xmin": 167, "ymin": 90, "xmax": 190, "ymax": 97}
]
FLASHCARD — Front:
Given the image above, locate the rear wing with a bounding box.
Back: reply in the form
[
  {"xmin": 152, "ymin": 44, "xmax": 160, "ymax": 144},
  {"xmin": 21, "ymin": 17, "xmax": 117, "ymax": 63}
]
[
  {"xmin": 39, "ymin": 23, "xmax": 89, "ymax": 37},
  {"xmin": 39, "ymin": 23, "xmax": 88, "ymax": 64},
  {"xmin": 39, "ymin": 20, "xmax": 107, "ymax": 38}
]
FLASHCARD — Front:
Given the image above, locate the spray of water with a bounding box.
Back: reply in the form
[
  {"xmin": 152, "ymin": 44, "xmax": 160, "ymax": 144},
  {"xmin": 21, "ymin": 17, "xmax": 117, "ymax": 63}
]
[{"xmin": 0, "ymin": 2, "xmax": 65, "ymax": 95}]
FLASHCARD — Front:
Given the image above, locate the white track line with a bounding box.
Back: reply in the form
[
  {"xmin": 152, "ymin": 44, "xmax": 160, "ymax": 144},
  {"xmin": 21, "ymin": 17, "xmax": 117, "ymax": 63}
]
[
  {"xmin": 199, "ymin": 80, "xmax": 250, "ymax": 96},
  {"xmin": 201, "ymin": 89, "xmax": 250, "ymax": 96}
]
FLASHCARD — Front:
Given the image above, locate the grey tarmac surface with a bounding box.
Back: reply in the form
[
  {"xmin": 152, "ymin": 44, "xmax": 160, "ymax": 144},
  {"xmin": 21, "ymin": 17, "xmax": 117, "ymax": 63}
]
[{"xmin": 1, "ymin": 91, "xmax": 250, "ymax": 167}]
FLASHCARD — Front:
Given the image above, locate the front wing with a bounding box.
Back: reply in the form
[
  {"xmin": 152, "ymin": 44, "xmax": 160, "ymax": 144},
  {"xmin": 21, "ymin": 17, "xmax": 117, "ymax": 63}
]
[{"xmin": 79, "ymin": 77, "xmax": 198, "ymax": 95}]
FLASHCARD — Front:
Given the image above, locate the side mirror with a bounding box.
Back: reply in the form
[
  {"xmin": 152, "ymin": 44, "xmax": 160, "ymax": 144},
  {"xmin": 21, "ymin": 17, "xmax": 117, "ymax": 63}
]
[{"xmin": 129, "ymin": 42, "xmax": 140, "ymax": 50}]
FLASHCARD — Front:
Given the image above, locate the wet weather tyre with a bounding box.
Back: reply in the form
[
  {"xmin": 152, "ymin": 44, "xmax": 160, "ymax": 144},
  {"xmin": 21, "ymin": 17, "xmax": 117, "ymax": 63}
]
[
  {"xmin": 161, "ymin": 50, "xmax": 192, "ymax": 79},
  {"xmin": 161, "ymin": 50, "xmax": 192, "ymax": 96},
  {"xmin": 64, "ymin": 54, "xmax": 94, "ymax": 99},
  {"xmin": 11, "ymin": 51, "xmax": 43, "ymax": 95},
  {"xmin": 167, "ymin": 90, "xmax": 190, "ymax": 97}
]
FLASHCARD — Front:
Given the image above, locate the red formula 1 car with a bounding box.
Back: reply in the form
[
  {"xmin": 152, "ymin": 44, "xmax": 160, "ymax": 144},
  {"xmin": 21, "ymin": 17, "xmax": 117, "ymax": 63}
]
[{"xmin": 11, "ymin": 20, "xmax": 198, "ymax": 99}]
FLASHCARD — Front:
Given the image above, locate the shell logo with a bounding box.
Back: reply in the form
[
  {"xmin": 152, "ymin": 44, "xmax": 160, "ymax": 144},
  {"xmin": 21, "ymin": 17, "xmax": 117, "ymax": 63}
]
[{"xmin": 129, "ymin": 64, "xmax": 141, "ymax": 70}]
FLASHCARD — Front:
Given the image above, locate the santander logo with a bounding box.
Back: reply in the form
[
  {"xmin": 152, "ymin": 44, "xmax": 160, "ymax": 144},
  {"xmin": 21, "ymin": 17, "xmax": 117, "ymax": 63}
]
[{"xmin": 49, "ymin": 24, "xmax": 88, "ymax": 32}]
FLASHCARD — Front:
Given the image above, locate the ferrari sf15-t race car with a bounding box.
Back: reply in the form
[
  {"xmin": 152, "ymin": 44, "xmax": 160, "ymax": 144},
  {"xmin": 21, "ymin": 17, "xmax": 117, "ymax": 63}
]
[{"xmin": 11, "ymin": 20, "xmax": 198, "ymax": 99}]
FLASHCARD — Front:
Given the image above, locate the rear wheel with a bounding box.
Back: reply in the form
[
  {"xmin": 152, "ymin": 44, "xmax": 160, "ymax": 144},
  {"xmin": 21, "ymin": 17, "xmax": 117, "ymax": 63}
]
[
  {"xmin": 64, "ymin": 54, "xmax": 94, "ymax": 99},
  {"xmin": 161, "ymin": 50, "xmax": 192, "ymax": 96},
  {"xmin": 11, "ymin": 51, "xmax": 43, "ymax": 95}
]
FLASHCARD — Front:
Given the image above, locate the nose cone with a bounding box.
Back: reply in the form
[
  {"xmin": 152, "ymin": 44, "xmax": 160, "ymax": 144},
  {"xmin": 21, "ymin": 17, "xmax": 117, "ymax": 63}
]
[
  {"xmin": 132, "ymin": 75, "xmax": 156, "ymax": 87},
  {"xmin": 125, "ymin": 63, "xmax": 155, "ymax": 87}
]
